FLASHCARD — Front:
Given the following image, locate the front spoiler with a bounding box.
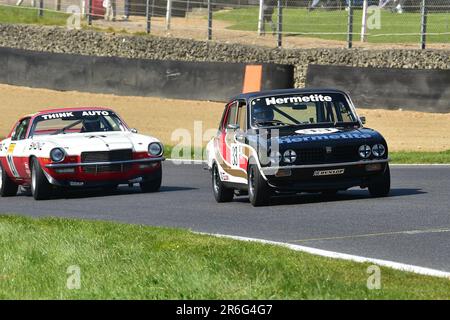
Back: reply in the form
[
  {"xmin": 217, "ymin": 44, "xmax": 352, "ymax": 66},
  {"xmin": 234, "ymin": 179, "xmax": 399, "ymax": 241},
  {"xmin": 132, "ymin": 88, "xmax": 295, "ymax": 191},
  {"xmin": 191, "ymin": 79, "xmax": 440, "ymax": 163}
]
[
  {"xmin": 45, "ymin": 157, "xmax": 165, "ymax": 169},
  {"xmin": 262, "ymin": 159, "xmax": 389, "ymax": 192},
  {"xmin": 43, "ymin": 157, "xmax": 164, "ymax": 187}
]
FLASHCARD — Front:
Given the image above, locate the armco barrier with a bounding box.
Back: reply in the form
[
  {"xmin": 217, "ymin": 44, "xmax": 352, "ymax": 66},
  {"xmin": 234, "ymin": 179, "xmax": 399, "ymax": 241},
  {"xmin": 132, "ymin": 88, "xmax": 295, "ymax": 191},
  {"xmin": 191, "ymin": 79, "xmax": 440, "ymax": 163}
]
[
  {"xmin": 0, "ymin": 47, "xmax": 294, "ymax": 102},
  {"xmin": 306, "ymin": 64, "xmax": 450, "ymax": 113}
]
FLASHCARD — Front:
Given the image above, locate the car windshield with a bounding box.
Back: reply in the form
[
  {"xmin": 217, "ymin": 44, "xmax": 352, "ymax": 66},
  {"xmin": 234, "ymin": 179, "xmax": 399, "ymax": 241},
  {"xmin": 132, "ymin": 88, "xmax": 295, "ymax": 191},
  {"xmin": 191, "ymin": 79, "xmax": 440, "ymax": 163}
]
[
  {"xmin": 250, "ymin": 93, "xmax": 358, "ymax": 128},
  {"xmin": 30, "ymin": 110, "xmax": 127, "ymax": 136}
]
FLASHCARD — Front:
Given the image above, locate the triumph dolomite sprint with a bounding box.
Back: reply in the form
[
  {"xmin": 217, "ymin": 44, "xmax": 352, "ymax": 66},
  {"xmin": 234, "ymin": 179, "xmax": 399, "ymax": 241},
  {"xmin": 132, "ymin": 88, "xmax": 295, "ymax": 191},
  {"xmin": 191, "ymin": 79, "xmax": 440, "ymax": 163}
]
[
  {"xmin": 206, "ymin": 89, "xmax": 390, "ymax": 206},
  {"xmin": 0, "ymin": 107, "xmax": 165, "ymax": 200}
]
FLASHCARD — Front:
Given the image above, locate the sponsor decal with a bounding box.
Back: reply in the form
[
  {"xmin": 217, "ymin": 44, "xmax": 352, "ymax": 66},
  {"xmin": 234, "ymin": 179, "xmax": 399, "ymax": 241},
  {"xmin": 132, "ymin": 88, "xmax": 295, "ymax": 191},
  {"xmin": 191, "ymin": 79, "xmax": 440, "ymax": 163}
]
[
  {"xmin": 69, "ymin": 181, "xmax": 84, "ymax": 186},
  {"xmin": 295, "ymin": 128, "xmax": 340, "ymax": 135},
  {"xmin": 6, "ymin": 143, "xmax": 20, "ymax": 178},
  {"xmin": 313, "ymin": 169, "xmax": 345, "ymax": 176},
  {"xmin": 265, "ymin": 95, "xmax": 333, "ymax": 106},
  {"xmin": 41, "ymin": 112, "xmax": 75, "ymax": 120},
  {"xmin": 278, "ymin": 133, "xmax": 372, "ymax": 144},
  {"xmin": 40, "ymin": 111, "xmax": 110, "ymax": 120},
  {"xmin": 82, "ymin": 111, "xmax": 110, "ymax": 116}
]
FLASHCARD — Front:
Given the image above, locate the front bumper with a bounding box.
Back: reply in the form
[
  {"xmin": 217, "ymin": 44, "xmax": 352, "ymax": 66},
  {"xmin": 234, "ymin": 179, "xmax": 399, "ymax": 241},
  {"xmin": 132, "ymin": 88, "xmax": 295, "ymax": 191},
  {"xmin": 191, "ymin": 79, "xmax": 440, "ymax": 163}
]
[
  {"xmin": 43, "ymin": 157, "xmax": 165, "ymax": 187},
  {"xmin": 261, "ymin": 159, "xmax": 389, "ymax": 192}
]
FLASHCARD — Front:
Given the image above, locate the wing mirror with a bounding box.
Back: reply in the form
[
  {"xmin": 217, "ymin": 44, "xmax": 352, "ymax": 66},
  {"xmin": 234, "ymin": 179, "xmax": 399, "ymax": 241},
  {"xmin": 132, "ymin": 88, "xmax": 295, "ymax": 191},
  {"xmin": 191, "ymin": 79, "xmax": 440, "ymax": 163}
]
[
  {"xmin": 130, "ymin": 128, "xmax": 138, "ymax": 133},
  {"xmin": 226, "ymin": 124, "xmax": 240, "ymax": 131},
  {"xmin": 360, "ymin": 116, "xmax": 366, "ymax": 125}
]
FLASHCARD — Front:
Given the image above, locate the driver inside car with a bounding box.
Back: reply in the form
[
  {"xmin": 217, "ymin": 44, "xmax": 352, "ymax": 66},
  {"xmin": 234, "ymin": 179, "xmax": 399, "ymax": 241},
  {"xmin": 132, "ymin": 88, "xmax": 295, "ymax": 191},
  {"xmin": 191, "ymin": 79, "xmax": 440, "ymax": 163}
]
[
  {"xmin": 252, "ymin": 106, "xmax": 275, "ymax": 125},
  {"xmin": 81, "ymin": 119, "xmax": 103, "ymax": 133}
]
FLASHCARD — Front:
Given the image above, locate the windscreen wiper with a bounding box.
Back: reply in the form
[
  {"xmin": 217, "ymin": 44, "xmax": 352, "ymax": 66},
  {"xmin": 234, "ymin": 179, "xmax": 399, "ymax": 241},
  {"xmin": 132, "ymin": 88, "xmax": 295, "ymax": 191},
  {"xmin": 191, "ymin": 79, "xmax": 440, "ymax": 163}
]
[{"xmin": 254, "ymin": 120, "xmax": 289, "ymax": 127}]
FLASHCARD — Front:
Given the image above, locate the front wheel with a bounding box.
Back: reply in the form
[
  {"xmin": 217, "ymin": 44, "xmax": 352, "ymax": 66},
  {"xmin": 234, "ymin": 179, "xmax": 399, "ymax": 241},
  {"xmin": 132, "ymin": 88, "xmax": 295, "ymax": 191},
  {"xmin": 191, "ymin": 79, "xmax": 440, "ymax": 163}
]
[
  {"xmin": 31, "ymin": 157, "xmax": 52, "ymax": 200},
  {"xmin": 368, "ymin": 164, "xmax": 391, "ymax": 197},
  {"xmin": 248, "ymin": 164, "xmax": 271, "ymax": 207},
  {"xmin": 0, "ymin": 162, "xmax": 18, "ymax": 197},
  {"xmin": 140, "ymin": 165, "xmax": 162, "ymax": 193},
  {"xmin": 212, "ymin": 164, "xmax": 234, "ymax": 202}
]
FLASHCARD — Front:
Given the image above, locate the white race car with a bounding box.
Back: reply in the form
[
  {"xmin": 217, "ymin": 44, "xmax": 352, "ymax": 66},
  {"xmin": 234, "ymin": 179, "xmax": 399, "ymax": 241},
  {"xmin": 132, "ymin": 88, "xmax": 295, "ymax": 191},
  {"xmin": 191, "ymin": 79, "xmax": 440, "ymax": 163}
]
[{"xmin": 0, "ymin": 107, "xmax": 165, "ymax": 200}]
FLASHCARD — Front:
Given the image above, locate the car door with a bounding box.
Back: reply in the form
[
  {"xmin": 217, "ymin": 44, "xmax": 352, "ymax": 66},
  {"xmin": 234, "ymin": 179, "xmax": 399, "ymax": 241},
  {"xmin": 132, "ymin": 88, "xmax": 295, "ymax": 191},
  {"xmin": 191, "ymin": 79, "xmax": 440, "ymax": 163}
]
[{"xmin": 5, "ymin": 117, "xmax": 32, "ymax": 181}]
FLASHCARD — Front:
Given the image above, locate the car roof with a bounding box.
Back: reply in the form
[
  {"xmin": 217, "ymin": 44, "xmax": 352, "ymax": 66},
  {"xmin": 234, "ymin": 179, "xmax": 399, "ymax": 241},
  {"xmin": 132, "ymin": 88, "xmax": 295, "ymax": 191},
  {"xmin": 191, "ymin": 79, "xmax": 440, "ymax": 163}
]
[
  {"xmin": 232, "ymin": 88, "xmax": 348, "ymax": 101},
  {"xmin": 34, "ymin": 107, "xmax": 114, "ymax": 116}
]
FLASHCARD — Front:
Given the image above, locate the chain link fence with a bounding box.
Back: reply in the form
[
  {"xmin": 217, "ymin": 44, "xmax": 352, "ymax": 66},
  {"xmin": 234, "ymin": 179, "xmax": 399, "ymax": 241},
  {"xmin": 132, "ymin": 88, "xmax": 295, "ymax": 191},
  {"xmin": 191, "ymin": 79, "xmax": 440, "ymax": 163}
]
[{"xmin": 1, "ymin": 0, "xmax": 449, "ymax": 48}]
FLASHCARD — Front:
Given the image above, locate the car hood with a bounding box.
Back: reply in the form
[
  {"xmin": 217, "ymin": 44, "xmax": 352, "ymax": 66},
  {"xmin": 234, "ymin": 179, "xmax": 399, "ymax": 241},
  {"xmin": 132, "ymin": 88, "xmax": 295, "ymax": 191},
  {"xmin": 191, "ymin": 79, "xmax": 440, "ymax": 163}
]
[
  {"xmin": 264, "ymin": 127, "xmax": 386, "ymax": 150},
  {"xmin": 34, "ymin": 132, "xmax": 158, "ymax": 154}
]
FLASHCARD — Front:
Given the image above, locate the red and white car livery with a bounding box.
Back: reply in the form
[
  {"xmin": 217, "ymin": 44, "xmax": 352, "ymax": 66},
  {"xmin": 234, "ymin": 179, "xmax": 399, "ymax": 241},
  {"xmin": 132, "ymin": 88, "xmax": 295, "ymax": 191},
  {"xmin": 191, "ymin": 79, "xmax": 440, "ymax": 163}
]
[{"xmin": 0, "ymin": 107, "xmax": 165, "ymax": 200}]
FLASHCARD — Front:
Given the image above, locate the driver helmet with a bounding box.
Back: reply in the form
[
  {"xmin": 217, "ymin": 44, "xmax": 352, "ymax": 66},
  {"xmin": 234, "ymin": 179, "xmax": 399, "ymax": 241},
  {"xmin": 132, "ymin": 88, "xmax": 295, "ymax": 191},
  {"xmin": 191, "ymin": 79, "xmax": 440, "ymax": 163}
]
[
  {"xmin": 82, "ymin": 119, "xmax": 102, "ymax": 132},
  {"xmin": 252, "ymin": 105, "xmax": 274, "ymax": 122}
]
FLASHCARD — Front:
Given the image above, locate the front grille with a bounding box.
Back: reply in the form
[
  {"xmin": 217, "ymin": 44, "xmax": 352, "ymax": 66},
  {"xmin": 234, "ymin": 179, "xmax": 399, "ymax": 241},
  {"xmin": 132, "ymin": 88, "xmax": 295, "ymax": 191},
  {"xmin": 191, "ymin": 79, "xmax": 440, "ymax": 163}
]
[
  {"xmin": 83, "ymin": 164, "xmax": 132, "ymax": 173},
  {"xmin": 295, "ymin": 145, "xmax": 360, "ymax": 165},
  {"xmin": 81, "ymin": 149, "xmax": 133, "ymax": 173},
  {"xmin": 81, "ymin": 149, "xmax": 133, "ymax": 163}
]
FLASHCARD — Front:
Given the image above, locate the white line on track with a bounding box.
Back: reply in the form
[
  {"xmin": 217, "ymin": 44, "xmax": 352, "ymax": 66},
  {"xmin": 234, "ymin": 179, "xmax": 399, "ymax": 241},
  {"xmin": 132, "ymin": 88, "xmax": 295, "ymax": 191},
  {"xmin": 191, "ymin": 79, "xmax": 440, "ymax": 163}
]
[
  {"xmin": 177, "ymin": 159, "xmax": 450, "ymax": 278},
  {"xmin": 291, "ymin": 227, "xmax": 450, "ymax": 243},
  {"xmin": 195, "ymin": 232, "xmax": 450, "ymax": 279}
]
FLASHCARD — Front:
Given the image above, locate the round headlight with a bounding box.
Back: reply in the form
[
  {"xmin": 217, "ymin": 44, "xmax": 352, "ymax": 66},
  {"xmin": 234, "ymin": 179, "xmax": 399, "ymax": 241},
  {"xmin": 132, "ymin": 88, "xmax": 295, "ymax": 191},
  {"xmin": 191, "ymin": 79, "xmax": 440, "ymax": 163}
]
[
  {"xmin": 50, "ymin": 148, "xmax": 65, "ymax": 163},
  {"xmin": 283, "ymin": 149, "xmax": 297, "ymax": 164},
  {"xmin": 358, "ymin": 145, "xmax": 371, "ymax": 159},
  {"xmin": 148, "ymin": 142, "xmax": 163, "ymax": 156},
  {"xmin": 372, "ymin": 144, "xmax": 386, "ymax": 157}
]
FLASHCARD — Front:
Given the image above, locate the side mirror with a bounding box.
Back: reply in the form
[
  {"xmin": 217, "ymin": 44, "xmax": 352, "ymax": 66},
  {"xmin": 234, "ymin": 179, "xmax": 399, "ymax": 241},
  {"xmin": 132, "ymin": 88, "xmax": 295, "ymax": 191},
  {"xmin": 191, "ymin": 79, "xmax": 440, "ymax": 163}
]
[
  {"xmin": 226, "ymin": 124, "xmax": 240, "ymax": 131},
  {"xmin": 360, "ymin": 116, "xmax": 366, "ymax": 125},
  {"xmin": 130, "ymin": 128, "xmax": 138, "ymax": 133}
]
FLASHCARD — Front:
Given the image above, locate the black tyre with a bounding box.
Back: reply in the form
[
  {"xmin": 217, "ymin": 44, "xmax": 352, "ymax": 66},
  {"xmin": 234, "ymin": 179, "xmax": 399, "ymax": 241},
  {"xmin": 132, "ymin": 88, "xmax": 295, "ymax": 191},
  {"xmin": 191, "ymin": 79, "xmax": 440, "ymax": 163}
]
[
  {"xmin": 321, "ymin": 189, "xmax": 338, "ymax": 197},
  {"xmin": 103, "ymin": 184, "xmax": 118, "ymax": 193},
  {"xmin": 140, "ymin": 165, "xmax": 162, "ymax": 193},
  {"xmin": 368, "ymin": 164, "xmax": 391, "ymax": 197},
  {"xmin": 0, "ymin": 162, "xmax": 18, "ymax": 197},
  {"xmin": 31, "ymin": 157, "xmax": 53, "ymax": 200},
  {"xmin": 212, "ymin": 164, "xmax": 234, "ymax": 203},
  {"xmin": 248, "ymin": 164, "xmax": 271, "ymax": 207}
]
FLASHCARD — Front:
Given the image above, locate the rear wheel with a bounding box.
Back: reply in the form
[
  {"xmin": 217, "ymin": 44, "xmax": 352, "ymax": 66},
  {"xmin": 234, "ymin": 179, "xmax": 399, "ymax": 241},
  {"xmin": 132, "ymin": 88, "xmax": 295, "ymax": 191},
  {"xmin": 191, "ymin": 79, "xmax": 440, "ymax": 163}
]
[
  {"xmin": 0, "ymin": 162, "xmax": 18, "ymax": 197},
  {"xmin": 140, "ymin": 165, "xmax": 162, "ymax": 193},
  {"xmin": 212, "ymin": 164, "xmax": 234, "ymax": 202},
  {"xmin": 248, "ymin": 164, "xmax": 271, "ymax": 207},
  {"xmin": 369, "ymin": 164, "xmax": 391, "ymax": 197},
  {"xmin": 31, "ymin": 157, "xmax": 52, "ymax": 200}
]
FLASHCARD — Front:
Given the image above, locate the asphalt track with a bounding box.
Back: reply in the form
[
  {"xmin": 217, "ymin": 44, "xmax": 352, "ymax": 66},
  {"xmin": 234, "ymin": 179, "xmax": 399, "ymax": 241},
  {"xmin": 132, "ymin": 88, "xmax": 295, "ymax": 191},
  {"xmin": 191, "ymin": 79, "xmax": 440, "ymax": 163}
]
[{"xmin": 1, "ymin": 162, "xmax": 450, "ymax": 273}]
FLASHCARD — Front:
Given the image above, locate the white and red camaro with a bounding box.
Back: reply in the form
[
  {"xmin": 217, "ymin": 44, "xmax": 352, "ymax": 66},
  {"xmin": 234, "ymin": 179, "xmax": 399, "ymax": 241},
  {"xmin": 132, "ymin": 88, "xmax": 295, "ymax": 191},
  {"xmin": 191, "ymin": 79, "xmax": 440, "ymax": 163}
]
[{"xmin": 0, "ymin": 107, "xmax": 165, "ymax": 200}]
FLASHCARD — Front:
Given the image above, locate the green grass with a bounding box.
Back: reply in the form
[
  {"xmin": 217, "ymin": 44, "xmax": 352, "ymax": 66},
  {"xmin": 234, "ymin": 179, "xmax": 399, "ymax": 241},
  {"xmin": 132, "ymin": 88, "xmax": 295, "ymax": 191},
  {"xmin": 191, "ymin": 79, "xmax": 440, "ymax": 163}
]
[
  {"xmin": 390, "ymin": 149, "xmax": 450, "ymax": 164},
  {"xmin": 0, "ymin": 215, "xmax": 449, "ymax": 299},
  {"xmin": 0, "ymin": 5, "xmax": 69, "ymax": 26},
  {"xmin": 214, "ymin": 8, "xmax": 450, "ymax": 43},
  {"xmin": 163, "ymin": 145, "xmax": 450, "ymax": 164}
]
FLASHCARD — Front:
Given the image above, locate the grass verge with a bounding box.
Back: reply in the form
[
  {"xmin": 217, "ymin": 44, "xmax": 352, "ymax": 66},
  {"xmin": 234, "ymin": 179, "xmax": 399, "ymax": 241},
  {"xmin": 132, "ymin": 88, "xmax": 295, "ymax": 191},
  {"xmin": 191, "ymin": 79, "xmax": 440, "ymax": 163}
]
[
  {"xmin": 0, "ymin": 5, "xmax": 69, "ymax": 26},
  {"xmin": 214, "ymin": 8, "xmax": 450, "ymax": 43},
  {"xmin": 390, "ymin": 150, "xmax": 450, "ymax": 164},
  {"xmin": 0, "ymin": 215, "xmax": 449, "ymax": 299}
]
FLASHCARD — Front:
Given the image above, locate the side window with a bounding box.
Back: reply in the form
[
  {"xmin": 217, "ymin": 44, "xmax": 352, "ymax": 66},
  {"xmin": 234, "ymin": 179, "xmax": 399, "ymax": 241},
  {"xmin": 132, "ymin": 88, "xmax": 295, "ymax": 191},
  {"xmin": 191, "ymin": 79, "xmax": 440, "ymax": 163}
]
[
  {"xmin": 11, "ymin": 118, "xmax": 30, "ymax": 141},
  {"xmin": 237, "ymin": 102, "xmax": 247, "ymax": 131},
  {"xmin": 224, "ymin": 102, "xmax": 238, "ymax": 129}
]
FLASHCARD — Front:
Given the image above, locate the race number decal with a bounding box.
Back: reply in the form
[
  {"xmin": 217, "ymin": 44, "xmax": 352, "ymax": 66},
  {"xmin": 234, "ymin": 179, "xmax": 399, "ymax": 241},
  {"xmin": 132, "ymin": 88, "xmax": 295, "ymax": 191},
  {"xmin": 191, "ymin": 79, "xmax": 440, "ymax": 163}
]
[
  {"xmin": 295, "ymin": 128, "xmax": 339, "ymax": 135},
  {"xmin": 6, "ymin": 143, "xmax": 19, "ymax": 178},
  {"xmin": 231, "ymin": 143, "xmax": 240, "ymax": 169}
]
